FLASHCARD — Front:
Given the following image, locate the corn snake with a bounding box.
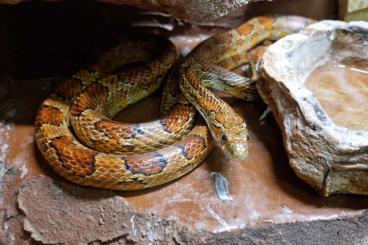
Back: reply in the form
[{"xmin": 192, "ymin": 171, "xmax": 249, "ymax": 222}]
[{"xmin": 35, "ymin": 16, "xmax": 314, "ymax": 190}]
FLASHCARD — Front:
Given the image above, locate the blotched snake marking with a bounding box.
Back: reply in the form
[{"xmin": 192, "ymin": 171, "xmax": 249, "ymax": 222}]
[{"xmin": 35, "ymin": 16, "xmax": 314, "ymax": 190}]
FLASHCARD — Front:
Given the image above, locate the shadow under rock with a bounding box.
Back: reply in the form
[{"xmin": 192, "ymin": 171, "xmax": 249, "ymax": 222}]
[{"xmin": 0, "ymin": 1, "xmax": 175, "ymax": 80}]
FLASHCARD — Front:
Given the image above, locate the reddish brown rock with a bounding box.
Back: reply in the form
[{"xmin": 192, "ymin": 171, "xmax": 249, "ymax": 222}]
[
  {"xmin": 0, "ymin": 0, "xmax": 261, "ymax": 22},
  {"xmin": 0, "ymin": 0, "xmax": 337, "ymax": 23},
  {"xmin": 99, "ymin": 0, "xmax": 261, "ymax": 22},
  {"xmin": 17, "ymin": 176, "xmax": 368, "ymax": 244}
]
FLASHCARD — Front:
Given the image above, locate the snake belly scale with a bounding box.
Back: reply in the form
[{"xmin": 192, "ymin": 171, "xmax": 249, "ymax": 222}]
[{"xmin": 35, "ymin": 16, "xmax": 314, "ymax": 190}]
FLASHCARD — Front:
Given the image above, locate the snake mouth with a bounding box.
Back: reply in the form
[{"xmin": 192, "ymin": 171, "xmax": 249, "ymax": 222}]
[
  {"xmin": 222, "ymin": 140, "xmax": 248, "ymax": 160},
  {"xmin": 231, "ymin": 143, "xmax": 248, "ymax": 160}
]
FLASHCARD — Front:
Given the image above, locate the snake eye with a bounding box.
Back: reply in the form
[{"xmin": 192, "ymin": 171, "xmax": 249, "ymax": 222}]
[{"xmin": 221, "ymin": 134, "xmax": 227, "ymax": 142}]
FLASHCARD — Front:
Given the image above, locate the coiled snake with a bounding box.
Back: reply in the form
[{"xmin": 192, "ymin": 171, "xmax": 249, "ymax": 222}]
[{"xmin": 35, "ymin": 16, "xmax": 314, "ymax": 190}]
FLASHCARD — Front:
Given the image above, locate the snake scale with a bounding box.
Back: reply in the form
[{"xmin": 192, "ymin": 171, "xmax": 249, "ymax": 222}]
[{"xmin": 35, "ymin": 16, "xmax": 314, "ymax": 190}]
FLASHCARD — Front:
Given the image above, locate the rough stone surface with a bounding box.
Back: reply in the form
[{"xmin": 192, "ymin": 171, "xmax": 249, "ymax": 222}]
[
  {"xmin": 338, "ymin": 0, "xmax": 368, "ymax": 21},
  {"xmin": 18, "ymin": 176, "xmax": 368, "ymax": 244},
  {"xmin": 18, "ymin": 176, "xmax": 192, "ymax": 244},
  {"xmin": 99, "ymin": 0, "xmax": 260, "ymax": 22},
  {"xmin": 0, "ymin": 0, "xmax": 262, "ymax": 22},
  {"xmin": 259, "ymin": 20, "xmax": 368, "ymax": 196},
  {"xmin": 0, "ymin": 0, "xmax": 339, "ymax": 23}
]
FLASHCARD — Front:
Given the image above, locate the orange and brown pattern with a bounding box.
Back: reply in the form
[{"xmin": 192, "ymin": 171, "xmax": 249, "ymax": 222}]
[
  {"xmin": 34, "ymin": 16, "xmax": 314, "ymax": 191},
  {"xmin": 70, "ymin": 82, "xmax": 109, "ymax": 117},
  {"xmin": 124, "ymin": 152, "xmax": 167, "ymax": 176},
  {"xmin": 160, "ymin": 103, "xmax": 194, "ymax": 134},
  {"xmin": 179, "ymin": 15, "xmax": 314, "ymax": 159},
  {"xmin": 35, "ymin": 105, "xmax": 65, "ymax": 128},
  {"xmin": 50, "ymin": 136, "xmax": 97, "ymax": 178},
  {"xmin": 176, "ymin": 134, "xmax": 207, "ymax": 160}
]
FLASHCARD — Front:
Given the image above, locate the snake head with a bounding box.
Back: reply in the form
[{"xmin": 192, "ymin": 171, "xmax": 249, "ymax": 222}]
[{"xmin": 220, "ymin": 134, "xmax": 248, "ymax": 160}]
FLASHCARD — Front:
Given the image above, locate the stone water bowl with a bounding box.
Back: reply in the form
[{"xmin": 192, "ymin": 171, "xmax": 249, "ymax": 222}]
[{"xmin": 258, "ymin": 20, "xmax": 368, "ymax": 196}]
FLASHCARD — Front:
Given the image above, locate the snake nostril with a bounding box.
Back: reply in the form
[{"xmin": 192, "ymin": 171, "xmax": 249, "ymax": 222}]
[{"xmin": 221, "ymin": 134, "xmax": 228, "ymax": 142}]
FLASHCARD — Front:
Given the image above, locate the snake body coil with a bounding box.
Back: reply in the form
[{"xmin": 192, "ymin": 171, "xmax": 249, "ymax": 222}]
[{"xmin": 35, "ymin": 16, "xmax": 314, "ymax": 190}]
